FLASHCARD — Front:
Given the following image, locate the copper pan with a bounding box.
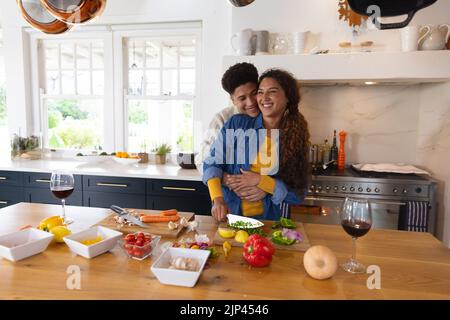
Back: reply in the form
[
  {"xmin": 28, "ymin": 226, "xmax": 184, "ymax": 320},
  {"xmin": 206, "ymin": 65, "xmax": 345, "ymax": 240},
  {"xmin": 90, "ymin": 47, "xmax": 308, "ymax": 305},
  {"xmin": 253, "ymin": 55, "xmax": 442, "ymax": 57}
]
[
  {"xmin": 17, "ymin": 0, "xmax": 72, "ymax": 34},
  {"xmin": 39, "ymin": 0, "xmax": 107, "ymax": 25}
]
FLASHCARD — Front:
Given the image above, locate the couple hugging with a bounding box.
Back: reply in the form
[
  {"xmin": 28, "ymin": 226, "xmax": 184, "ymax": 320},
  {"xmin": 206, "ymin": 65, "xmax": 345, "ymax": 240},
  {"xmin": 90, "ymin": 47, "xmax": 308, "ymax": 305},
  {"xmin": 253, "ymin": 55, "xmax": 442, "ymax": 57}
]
[{"xmin": 197, "ymin": 63, "xmax": 310, "ymax": 222}]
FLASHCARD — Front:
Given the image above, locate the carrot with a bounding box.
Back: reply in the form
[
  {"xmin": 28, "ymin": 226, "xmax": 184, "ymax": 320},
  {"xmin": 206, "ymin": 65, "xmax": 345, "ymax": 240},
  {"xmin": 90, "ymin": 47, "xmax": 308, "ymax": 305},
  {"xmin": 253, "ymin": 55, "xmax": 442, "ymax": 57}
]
[
  {"xmin": 140, "ymin": 215, "xmax": 180, "ymax": 223},
  {"xmin": 161, "ymin": 209, "xmax": 178, "ymax": 216}
]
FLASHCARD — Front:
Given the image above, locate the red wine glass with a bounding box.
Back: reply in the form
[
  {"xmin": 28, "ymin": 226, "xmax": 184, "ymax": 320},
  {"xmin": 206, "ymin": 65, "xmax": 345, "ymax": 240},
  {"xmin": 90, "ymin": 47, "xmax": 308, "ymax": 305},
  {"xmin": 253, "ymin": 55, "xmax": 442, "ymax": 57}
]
[
  {"xmin": 50, "ymin": 171, "xmax": 75, "ymax": 225},
  {"xmin": 341, "ymin": 197, "xmax": 372, "ymax": 273}
]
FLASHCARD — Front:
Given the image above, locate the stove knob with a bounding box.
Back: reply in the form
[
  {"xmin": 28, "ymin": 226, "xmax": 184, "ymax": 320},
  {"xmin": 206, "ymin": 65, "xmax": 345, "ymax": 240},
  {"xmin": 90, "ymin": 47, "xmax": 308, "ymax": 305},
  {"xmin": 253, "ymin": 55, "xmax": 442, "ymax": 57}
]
[
  {"xmin": 350, "ymin": 187, "xmax": 355, "ymax": 192},
  {"xmin": 375, "ymin": 188, "xmax": 380, "ymax": 193},
  {"xmin": 366, "ymin": 188, "xmax": 372, "ymax": 193},
  {"xmin": 333, "ymin": 186, "xmax": 339, "ymax": 192},
  {"xmin": 325, "ymin": 186, "xmax": 331, "ymax": 192},
  {"xmin": 358, "ymin": 187, "xmax": 363, "ymax": 192},
  {"xmin": 403, "ymin": 189, "xmax": 408, "ymax": 194},
  {"xmin": 393, "ymin": 188, "xmax": 399, "ymax": 193},
  {"xmin": 309, "ymin": 185, "xmax": 315, "ymax": 192},
  {"xmin": 316, "ymin": 186, "xmax": 323, "ymax": 192},
  {"xmin": 342, "ymin": 186, "xmax": 347, "ymax": 191},
  {"xmin": 415, "ymin": 187, "xmax": 422, "ymax": 194}
]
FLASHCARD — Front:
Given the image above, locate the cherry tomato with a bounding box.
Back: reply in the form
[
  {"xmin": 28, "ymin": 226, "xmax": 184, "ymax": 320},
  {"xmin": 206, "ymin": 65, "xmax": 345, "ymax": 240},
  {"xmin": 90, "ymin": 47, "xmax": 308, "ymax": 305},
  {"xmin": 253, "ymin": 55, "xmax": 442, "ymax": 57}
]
[
  {"xmin": 133, "ymin": 248, "xmax": 144, "ymax": 258},
  {"xmin": 135, "ymin": 239, "xmax": 144, "ymax": 246},
  {"xmin": 125, "ymin": 234, "xmax": 136, "ymax": 242}
]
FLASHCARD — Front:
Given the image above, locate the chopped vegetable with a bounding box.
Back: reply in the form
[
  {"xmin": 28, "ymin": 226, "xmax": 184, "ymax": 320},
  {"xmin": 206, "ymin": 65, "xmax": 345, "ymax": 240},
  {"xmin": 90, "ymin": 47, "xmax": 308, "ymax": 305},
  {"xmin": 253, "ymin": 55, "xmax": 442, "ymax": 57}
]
[
  {"xmin": 272, "ymin": 217, "xmax": 297, "ymax": 230},
  {"xmin": 223, "ymin": 241, "xmax": 231, "ymax": 258},
  {"xmin": 271, "ymin": 228, "xmax": 302, "ymax": 246},
  {"xmin": 140, "ymin": 214, "xmax": 180, "ymax": 223}
]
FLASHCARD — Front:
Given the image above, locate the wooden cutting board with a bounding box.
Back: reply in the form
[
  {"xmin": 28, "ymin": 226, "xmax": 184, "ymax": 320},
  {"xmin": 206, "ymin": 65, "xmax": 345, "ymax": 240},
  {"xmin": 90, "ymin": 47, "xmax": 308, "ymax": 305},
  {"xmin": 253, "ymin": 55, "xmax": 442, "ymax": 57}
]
[
  {"xmin": 96, "ymin": 209, "xmax": 195, "ymax": 238},
  {"xmin": 213, "ymin": 220, "xmax": 311, "ymax": 252}
]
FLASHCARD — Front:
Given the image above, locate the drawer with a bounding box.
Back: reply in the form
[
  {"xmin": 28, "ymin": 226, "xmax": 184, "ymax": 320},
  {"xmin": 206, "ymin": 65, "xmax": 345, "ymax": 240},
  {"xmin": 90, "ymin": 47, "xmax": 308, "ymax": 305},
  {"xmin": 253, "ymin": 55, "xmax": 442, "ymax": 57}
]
[
  {"xmin": 84, "ymin": 191, "xmax": 146, "ymax": 209},
  {"xmin": 0, "ymin": 171, "xmax": 23, "ymax": 187},
  {"xmin": 148, "ymin": 179, "xmax": 208, "ymax": 196},
  {"xmin": 149, "ymin": 195, "xmax": 211, "ymax": 216},
  {"xmin": 24, "ymin": 188, "xmax": 83, "ymax": 206},
  {"xmin": 24, "ymin": 172, "xmax": 83, "ymax": 189},
  {"xmin": 83, "ymin": 176, "xmax": 145, "ymax": 194},
  {"xmin": 0, "ymin": 186, "xmax": 24, "ymax": 208}
]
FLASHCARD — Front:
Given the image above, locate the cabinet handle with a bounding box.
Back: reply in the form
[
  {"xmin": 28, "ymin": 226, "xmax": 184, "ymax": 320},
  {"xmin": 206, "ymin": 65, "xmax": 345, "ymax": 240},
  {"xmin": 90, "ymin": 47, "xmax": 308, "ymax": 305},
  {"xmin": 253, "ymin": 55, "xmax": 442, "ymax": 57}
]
[
  {"xmin": 162, "ymin": 186, "xmax": 196, "ymax": 192},
  {"xmin": 96, "ymin": 183, "xmax": 128, "ymax": 188},
  {"xmin": 0, "ymin": 177, "xmax": 7, "ymax": 180},
  {"xmin": 0, "ymin": 201, "xmax": 8, "ymax": 204},
  {"xmin": 35, "ymin": 179, "xmax": 51, "ymax": 183}
]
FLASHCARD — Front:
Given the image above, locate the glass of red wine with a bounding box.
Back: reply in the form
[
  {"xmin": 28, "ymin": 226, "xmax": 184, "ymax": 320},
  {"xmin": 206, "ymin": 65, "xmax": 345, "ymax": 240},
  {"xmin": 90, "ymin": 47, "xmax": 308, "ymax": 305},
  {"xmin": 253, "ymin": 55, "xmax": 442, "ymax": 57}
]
[
  {"xmin": 50, "ymin": 170, "xmax": 75, "ymax": 225},
  {"xmin": 340, "ymin": 197, "xmax": 372, "ymax": 274}
]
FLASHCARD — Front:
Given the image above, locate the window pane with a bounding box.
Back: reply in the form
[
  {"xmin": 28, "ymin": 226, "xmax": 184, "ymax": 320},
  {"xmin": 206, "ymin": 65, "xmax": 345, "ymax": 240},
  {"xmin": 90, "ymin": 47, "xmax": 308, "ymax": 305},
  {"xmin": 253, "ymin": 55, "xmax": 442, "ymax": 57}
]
[
  {"xmin": 179, "ymin": 69, "xmax": 195, "ymax": 95},
  {"xmin": 61, "ymin": 43, "xmax": 74, "ymax": 69},
  {"xmin": 127, "ymin": 100, "xmax": 193, "ymax": 153},
  {"xmin": 46, "ymin": 99, "xmax": 103, "ymax": 150},
  {"xmin": 128, "ymin": 70, "xmax": 144, "ymax": 95},
  {"xmin": 162, "ymin": 70, "xmax": 178, "ymax": 96},
  {"xmin": 92, "ymin": 44, "xmax": 104, "ymax": 69},
  {"xmin": 92, "ymin": 71, "xmax": 104, "ymax": 95},
  {"xmin": 76, "ymin": 43, "xmax": 90, "ymax": 69},
  {"xmin": 61, "ymin": 71, "xmax": 75, "ymax": 94},
  {"xmin": 46, "ymin": 71, "xmax": 60, "ymax": 95},
  {"xmin": 129, "ymin": 41, "xmax": 144, "ymax": 69},
  {"xmin": 179, "ymin": 46, "xmax": 195, "ymax": 68},
  {"xmin": 145, "ymin": 41, "xmax": 160, "ymax": 68},
  {"xmin": 162, "ymin": 45, "xmax": 177, "ymax": 68},
  {"xmin": 145, "ymin": 70, "xmax": 160, "ymax": 96},
  {"xmin": 77, "ymin": 71, "xmax": 90, "ymax": 95},
  {"xmin": 45, "ymin": 44, "xmax": 59, "ymax": 69}
]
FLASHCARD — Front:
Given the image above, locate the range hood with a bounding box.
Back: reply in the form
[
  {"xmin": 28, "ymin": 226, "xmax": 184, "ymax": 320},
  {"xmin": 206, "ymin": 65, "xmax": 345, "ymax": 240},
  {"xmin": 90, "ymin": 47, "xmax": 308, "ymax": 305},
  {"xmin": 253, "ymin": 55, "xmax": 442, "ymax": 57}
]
[{"xmin": 223, "ymin": 51, "xmax": 450, "ymax": 86}]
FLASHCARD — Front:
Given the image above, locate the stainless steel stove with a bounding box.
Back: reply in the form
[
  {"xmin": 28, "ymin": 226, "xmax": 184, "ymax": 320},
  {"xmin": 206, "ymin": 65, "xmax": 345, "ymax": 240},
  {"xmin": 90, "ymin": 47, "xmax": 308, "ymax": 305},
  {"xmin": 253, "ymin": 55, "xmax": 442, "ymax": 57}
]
[{"xmin": 294, "ymin": 167, "xmax": 438, "ymax": 234}]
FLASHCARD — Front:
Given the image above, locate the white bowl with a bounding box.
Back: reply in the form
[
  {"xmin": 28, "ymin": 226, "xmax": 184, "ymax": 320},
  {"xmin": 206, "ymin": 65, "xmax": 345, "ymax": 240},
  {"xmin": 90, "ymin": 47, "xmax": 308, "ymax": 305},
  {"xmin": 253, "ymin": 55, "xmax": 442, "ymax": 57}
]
[
  {"xmin": 151, "ymin": 247, "xmax": 210, "ymax": 288},
  {"xmin": 112, "ymin": 157, "xmax": 140, "ymax": 165},
  {"xmin": 63, "ymin": 226, "xmax": 122, "ymax": 259},
  {"xmin": 73, "ymin": 155, "xmax": 112, "ymax": 163},
  {"xmin": 0, "ymin": 228, "xmax": 54, "ymax": 262}
]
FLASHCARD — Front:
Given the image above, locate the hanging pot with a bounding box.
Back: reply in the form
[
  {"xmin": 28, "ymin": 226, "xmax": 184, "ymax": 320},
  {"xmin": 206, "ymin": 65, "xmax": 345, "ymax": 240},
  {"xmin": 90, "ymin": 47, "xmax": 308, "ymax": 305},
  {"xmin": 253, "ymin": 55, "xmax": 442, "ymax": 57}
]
[
  {"xmin": 17, "ymin": 0, "xmax": 72, "ymax": 34},
  {"xmin": 39, "ymin": 0, "xmax": 107, "ymax": 25},
  {"xmin": 347, "ymin": 0, "xmax": 438, "ymax": 30},
  {"xmin": 228, "ymin": 0, "xmax": 255, "ymax": 7}
]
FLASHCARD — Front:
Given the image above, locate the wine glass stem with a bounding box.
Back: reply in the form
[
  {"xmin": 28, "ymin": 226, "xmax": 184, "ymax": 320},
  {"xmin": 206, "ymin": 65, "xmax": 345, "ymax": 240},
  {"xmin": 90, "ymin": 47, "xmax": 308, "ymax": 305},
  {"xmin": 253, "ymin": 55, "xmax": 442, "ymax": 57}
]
[
  {"xmin": 61, "ymin": 199, "xmax": 66, "ymax": 221},
  {"xmin": 352, "ymin": 237, "xmax": 357, "ymax": 261}
]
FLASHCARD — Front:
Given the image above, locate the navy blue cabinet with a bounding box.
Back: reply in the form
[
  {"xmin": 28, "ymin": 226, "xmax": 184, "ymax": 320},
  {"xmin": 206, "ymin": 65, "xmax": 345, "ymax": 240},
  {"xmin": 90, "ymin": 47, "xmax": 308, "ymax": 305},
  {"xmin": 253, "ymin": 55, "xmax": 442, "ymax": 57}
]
[{"xmin": 0, "ymin": 171, "xmax": 24, "ymax": 208}]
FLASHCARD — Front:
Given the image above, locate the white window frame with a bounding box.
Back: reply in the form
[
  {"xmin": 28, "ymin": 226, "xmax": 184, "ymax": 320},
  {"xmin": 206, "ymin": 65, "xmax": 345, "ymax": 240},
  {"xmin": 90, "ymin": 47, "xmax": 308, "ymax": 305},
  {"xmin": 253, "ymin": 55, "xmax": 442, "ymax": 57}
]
[
  {"xmin": 29, "ymin": 28, "xmax": 115, "ymax": 153},
  {"xmin": 112, "ymin": 22, "xmax": 202, "ymax": 151}
]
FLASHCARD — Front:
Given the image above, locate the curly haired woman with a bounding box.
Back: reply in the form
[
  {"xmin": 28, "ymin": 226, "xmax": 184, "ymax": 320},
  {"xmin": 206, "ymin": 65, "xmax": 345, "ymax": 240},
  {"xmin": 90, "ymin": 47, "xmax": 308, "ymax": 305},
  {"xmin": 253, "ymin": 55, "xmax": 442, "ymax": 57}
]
[{"xmin": 203, "ymin": 69, "xmax": 311, "ymax": 221}]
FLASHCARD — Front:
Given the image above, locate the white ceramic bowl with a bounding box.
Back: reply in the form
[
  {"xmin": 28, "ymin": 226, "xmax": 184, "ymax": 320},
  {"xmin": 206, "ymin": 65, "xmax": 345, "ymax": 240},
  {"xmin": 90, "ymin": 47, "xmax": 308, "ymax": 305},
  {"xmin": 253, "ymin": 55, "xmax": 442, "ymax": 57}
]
[
  {"xmin": 112, "ymin": 157, "xmax": 140, "ymax": 165},
  {"xmin": 151, "ymin": 247, "xmax": 210, "ymax": 288},
  {"xmin": 0, "ymin": 228, "xmax": 54, "ymax": 262},
  {"xmin": 73, "ymin": 155, "xmax": 112, "ymax": 163},
  {"xmin": 63, "ymin": 226, "xmax": 122, "ymax": 259}
]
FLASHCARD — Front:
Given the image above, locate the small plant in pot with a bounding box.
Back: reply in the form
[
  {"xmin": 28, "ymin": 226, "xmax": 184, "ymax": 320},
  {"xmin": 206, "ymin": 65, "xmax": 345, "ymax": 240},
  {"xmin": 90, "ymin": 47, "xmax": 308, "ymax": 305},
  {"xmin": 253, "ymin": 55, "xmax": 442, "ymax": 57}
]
[{"xmin": 154, "ymin": 143, "xmax": 172, "ymax": 165}]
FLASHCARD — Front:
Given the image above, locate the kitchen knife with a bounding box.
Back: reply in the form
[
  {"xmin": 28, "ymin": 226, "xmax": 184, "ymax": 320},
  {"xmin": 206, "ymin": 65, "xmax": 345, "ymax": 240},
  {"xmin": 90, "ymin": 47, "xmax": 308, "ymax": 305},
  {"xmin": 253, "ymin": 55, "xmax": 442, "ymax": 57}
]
[{"xmin": 110, "ymin": 205, "xmax": 149, "ymax": 228}]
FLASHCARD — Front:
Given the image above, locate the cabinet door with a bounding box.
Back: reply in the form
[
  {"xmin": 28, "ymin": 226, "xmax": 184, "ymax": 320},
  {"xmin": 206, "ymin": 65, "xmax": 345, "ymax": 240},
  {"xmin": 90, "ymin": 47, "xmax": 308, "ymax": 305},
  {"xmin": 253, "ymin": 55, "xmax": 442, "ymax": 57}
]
[
  {"xmin": 0, "ymin": 171, "xmax": 23, "ymax": 187},
  {"xmin": 24, "ymin": 172, "xmax": 83, "ymax": 189},
  {"xmin": 0, "ymin": 186, "xmax": 24, "ymax": 209},
  {"xmin": 84, "ymin": 191, "xmax": 146, "ymax": 209},
  {"xmin": 149, "ymin": 195, "xmax": 211, "ymax": 216},
  {"xmin": 24, "ymin": 188, "xmax": 83, "ymax": 206},
  {"xmin": 149, "ymin": 179, "xmax": 208, "ymax": 196}
]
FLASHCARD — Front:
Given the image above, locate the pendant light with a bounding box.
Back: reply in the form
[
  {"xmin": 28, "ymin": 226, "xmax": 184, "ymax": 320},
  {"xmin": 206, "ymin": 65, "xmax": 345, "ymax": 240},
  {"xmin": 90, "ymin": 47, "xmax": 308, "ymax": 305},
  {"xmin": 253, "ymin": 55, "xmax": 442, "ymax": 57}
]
[
  {"xmin": 17, "ymin": 0, "xmax": 72, "ymax": 34},
  {"xmin": 39, "ymin": 0, "xmax": 107, "ymax": 25},
  {"xmin": 228, "ymin": 0, "xmax": 255, "ymax": 7}
]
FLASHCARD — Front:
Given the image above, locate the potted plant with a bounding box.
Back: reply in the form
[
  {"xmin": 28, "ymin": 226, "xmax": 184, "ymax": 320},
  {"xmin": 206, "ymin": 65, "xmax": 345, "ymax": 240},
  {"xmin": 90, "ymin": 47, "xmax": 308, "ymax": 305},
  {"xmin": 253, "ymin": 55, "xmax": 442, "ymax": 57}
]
[
  {"xmin": 154, "ymin": 143, "xmax": 172, "ymax": 165},
  {"xmin": 138, "ymin": 141, "xmax": 149, "ymax": 164}
]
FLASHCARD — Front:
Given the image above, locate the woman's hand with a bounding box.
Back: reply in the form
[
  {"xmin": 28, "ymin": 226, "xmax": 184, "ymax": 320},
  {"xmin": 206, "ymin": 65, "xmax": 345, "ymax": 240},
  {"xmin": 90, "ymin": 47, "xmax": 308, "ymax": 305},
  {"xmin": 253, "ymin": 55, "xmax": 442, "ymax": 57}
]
[
  {"xmin": 226, "ymin": 169, "xmax": 261, "ymax": 192},
  {"xmin": 236, "ymin": 186, "xmax": 268, "ymax": 202},
  {"xmin": 211, "ymin": 197, "xmax": 229, "ymax": 222}
]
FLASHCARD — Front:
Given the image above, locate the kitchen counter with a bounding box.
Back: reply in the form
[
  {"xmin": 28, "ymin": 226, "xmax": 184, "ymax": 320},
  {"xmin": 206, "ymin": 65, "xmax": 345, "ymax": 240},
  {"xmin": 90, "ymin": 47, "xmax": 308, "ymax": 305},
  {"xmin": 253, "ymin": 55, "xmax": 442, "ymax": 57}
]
[
  {"xmin": 0, "ymin": 157, "xmax": 202, "ymax": 181},
  {"xmin": 1, "ymin": 203, "xmax": 449, "ymax": 300}
]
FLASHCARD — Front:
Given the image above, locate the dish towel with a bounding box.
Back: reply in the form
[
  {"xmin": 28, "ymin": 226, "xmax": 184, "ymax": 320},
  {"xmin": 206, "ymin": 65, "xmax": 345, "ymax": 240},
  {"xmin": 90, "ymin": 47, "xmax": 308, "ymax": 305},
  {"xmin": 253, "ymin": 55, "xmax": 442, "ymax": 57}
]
[
  {"xmin": 398, "ymin": 201, "xmax": 430, "ymax": 232},
  {"xmin": 280, "ymin": 202, "xmax": 290, "ymax": 219}
]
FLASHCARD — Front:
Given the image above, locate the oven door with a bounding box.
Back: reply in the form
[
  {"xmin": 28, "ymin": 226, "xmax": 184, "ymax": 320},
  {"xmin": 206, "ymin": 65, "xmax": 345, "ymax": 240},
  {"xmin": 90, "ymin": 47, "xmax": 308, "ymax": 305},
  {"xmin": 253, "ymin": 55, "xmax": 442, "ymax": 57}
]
[{"xmin": 292, "ymin": 196, "xmax": 403, "ymax": 230}]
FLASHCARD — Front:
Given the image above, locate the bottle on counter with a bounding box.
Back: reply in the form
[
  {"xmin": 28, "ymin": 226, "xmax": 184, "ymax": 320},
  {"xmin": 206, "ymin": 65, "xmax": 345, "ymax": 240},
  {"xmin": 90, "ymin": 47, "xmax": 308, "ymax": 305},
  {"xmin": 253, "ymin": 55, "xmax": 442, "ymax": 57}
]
[
  {"xmin": 322, "ymin": 139, "xmax": 331, "ymax": 163},
  {"xmin": 330, "ymin": 130, "xmax": 339, "ymax": 168},
  {"xmin": 337, "ymin": 131, "xmax": 347, "ymax": 171}
]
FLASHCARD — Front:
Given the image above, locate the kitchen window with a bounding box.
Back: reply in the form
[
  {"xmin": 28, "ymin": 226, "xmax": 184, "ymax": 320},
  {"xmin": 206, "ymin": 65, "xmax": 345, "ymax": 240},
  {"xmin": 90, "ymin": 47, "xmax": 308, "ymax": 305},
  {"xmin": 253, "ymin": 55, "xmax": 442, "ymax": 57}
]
[
  {"xmin": 123, "ymin": 35, "xmax": 199, "ymax": 153},
  {"xmin": 0, "ymin": 27, "xmax": 8, "ymax": 153},
  {"xmin": 38, "ymin": 36, "xmax": 112, "ymax": 151}
]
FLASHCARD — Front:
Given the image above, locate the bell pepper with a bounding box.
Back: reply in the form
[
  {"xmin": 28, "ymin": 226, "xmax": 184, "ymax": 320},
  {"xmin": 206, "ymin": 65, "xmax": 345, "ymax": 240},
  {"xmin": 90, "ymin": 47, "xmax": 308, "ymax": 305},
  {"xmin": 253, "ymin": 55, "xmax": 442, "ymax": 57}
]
[
  {"xmin": 271, "ymin": 230, "xmax": 297, "ymax": 245},
  {"xmin": 38, "ymin": 216, "xmax": 65, "ymax": 232},
  {"xmin": 242, "ymin": 234, "xmax": 275, "ymax": 268}
]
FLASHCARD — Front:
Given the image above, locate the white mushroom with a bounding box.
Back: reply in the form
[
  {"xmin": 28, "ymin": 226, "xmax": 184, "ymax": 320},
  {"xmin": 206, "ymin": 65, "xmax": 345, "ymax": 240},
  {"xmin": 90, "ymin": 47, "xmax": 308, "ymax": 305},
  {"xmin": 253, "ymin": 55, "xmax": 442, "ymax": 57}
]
[{"xmin": 168, "ymin": 221, "xmax": 179, "ymax": 230}]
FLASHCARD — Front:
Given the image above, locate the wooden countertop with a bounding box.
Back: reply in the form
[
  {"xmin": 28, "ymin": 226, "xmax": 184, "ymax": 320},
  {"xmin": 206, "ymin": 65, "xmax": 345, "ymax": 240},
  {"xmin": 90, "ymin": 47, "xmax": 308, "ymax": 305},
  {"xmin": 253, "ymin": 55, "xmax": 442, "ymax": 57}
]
[{"xmin": 0, "ymin": 203, "xmax": 449, "ymax": 300}]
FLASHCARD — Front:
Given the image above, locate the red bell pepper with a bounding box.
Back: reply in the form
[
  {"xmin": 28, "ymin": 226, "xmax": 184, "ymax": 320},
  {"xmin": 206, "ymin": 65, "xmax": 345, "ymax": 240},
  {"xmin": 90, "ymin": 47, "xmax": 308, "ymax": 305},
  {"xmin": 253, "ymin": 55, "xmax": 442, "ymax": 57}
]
[{"xmin": 242, "ymin": 234, "xmax": 275, "ymax": 267}]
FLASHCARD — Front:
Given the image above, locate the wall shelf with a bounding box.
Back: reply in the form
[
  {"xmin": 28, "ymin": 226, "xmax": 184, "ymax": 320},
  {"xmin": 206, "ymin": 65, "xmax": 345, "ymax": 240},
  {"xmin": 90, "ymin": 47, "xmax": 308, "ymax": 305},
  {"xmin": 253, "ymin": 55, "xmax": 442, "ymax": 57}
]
[{"xmin": 223, "ymin": 51, "xmax": 450, "ymax": 86}]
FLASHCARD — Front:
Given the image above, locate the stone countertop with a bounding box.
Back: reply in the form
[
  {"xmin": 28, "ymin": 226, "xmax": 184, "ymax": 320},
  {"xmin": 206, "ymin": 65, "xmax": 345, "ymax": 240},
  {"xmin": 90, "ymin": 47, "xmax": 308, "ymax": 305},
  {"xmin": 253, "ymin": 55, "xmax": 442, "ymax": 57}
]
[{"xmin": 0, "ymin": 156, "xmax": 202, "ymax": 181}]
